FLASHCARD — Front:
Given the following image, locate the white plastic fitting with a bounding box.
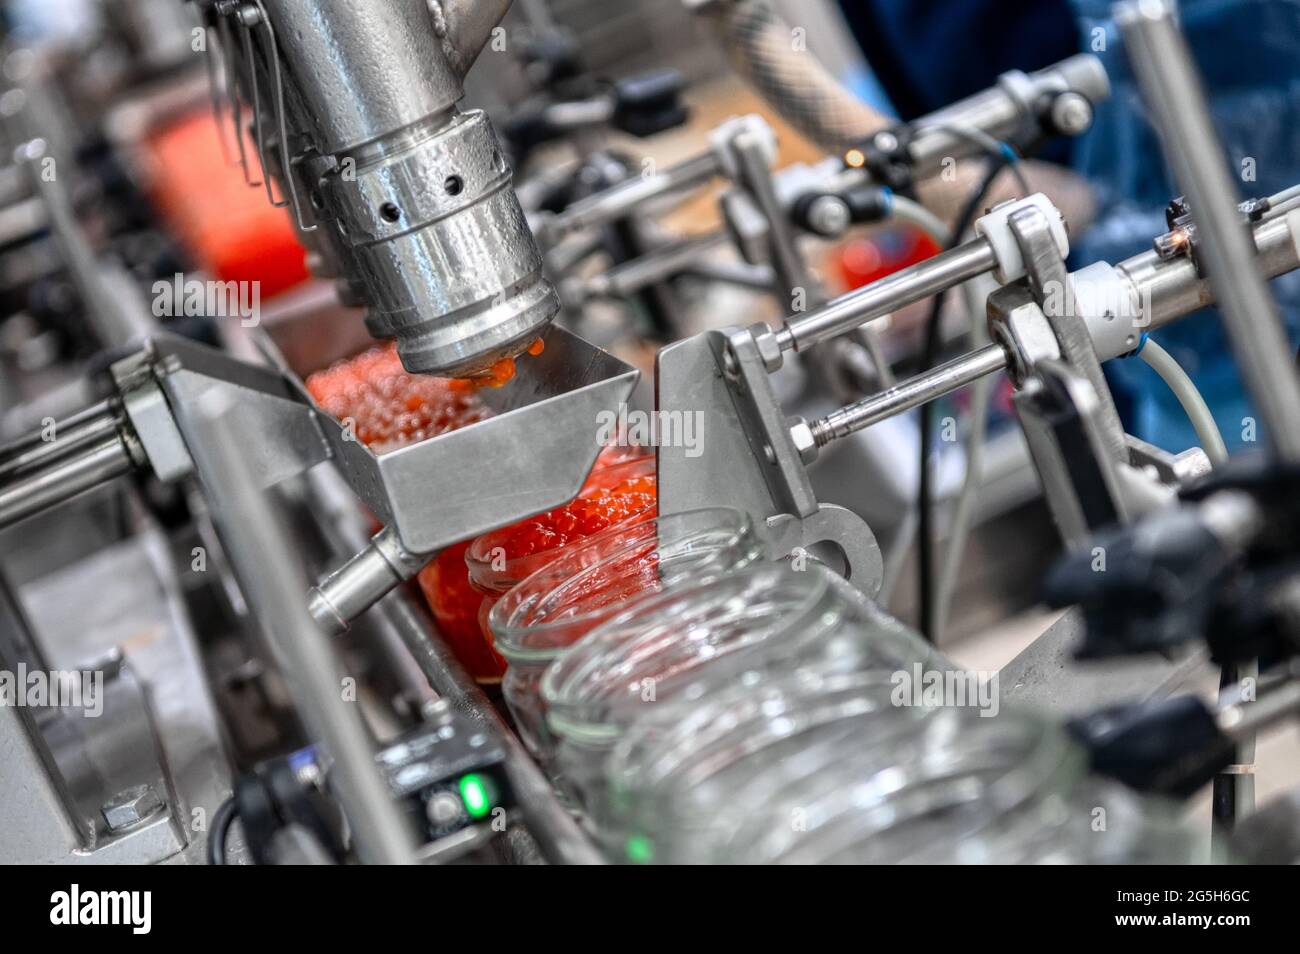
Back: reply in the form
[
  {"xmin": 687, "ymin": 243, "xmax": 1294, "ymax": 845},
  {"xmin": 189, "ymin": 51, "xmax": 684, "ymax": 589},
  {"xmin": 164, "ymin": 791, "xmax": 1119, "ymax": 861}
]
[
  {"xmin": 974, "ymin": 193, "xmax": 1070, "ymax": 283},
  {"xmin": 1071, "ymin": 261, "xmax": 1145, "ymax": 361}
]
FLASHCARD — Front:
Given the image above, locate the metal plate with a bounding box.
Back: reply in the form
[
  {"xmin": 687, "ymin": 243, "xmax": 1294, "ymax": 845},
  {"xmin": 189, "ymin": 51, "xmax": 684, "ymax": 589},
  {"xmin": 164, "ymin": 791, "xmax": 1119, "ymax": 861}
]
[
  {"xmin": 313, "ymin": 325, "xmax": 639, "ymax": 553},
  {"xmin": 657, "ymin": 327, "xmax": 882, "ymax": 593}
]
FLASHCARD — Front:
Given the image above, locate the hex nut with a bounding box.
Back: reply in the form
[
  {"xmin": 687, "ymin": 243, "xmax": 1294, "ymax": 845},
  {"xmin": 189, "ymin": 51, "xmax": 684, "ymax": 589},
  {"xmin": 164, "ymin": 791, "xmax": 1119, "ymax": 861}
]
[{"xmin": 101, "ymin": 784, "xmax": 164, "ymax": 832}]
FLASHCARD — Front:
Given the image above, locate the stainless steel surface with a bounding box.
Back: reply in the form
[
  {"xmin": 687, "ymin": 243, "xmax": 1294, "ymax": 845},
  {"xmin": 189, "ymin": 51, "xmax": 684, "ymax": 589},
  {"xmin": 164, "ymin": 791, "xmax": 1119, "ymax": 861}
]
[
  {"xmin": 314, "ymin": 325, "xmax": 639, "ymax": 554},
  {"xmin": 0, "ymin": 685, "xmax": 86, "ymax": 863},
  {"xmin": 1119, "ymin": 0, "xmax": 1300, "ymax": 463},
  {"xmin": 1012, "ymin": 360, "xmax": 1130, "ymax": 544},
  {"xmin": 656, "ymin": 327, "xmax": 883, "ymax": 591},
  {"xmin": 728, "ymin": 127, "xmax": 818, "ymax": 303},
  {"xmin": 1117, "ymin": 204, "xmax": 1300, "ymax": 338},
  {"xmin": 184, "ymin": 391, "xmax": 416, "ymax": 866},
  {"xmin": 778, "ymin": 237, "xmax": 999, "ymax": 352},
  {"xmin": 437, "ymin": 0, "xmax": 516, "ymax": 78},
  {"xmin": 4, "ymin": 528, "xmax": 233, "ymax": 864},
  {"xmin": 1000, "ymin": 608, "xmax": 1211, "ymax": 715},
  {"xmin": 809, "ymin": 345, "xmax": 1007, "ymax": 446},
  {"xmin": 808, "ymin": 206, "xmax": 1300, "ymax": 444},
  {"xmin": 3, "ymin": 325, "xmax": 637, "ymax": 569},
  {"xmin": 227, "ymin": 0, "xmax": 558, "ymax": 378},
  {"xmin": 149, "ymin": 335, "xmax": 333, "ymax": 493},
  {"xmin": 6, "ymin": 0, "xmax": 1294, "ymax": 869},
  {"xmin": 308, "ymin": 526, "xmax": 431, "ymax": 637},
  {"xmin": 259, "ymin": 0, "xmax": 461, "ymax": 154},
  {"xmin": 320, "ymin": 108, "xmax": 558, "ymax": 377},
  {"xmin": 0, "ymin": 405, "xmax": 119, "ymax": 482},
  {"xmin": 1009, "ymin": 204, "xmax": 1128, "ymax": 464}
]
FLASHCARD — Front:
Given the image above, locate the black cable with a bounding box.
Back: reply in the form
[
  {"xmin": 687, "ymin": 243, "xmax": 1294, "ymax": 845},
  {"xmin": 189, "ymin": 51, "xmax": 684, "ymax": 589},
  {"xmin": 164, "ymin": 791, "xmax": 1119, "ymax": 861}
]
[
  {"xmin": 917, "ymin": 157, "xmax": 1014, "ymax": 642},
  {"xmin": 208, "ymin": 795, "xmax": 239, "ymax": 865}
]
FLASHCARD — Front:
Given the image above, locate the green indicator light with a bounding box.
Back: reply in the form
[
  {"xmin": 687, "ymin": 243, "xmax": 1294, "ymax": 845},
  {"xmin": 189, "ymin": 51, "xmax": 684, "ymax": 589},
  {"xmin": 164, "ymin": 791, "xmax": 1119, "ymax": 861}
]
[
  {"xmin": 625, "ymin": 834, "xmax": 654, "ymax": 864},
  {"xmin": 459, "ymin": 774, "xmax": 492, "ymax": 819}
]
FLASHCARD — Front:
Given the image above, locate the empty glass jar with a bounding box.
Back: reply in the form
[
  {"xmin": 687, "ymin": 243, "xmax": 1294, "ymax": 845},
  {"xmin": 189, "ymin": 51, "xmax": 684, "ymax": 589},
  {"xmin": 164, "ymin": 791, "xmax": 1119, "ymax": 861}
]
[
  {"xmin": 604, "ymin": 670, "xmax": 1199, "ymax": 864},
  {"xmin": 540, "ymin": 561, "xmax": 943, "ymax": 811},
  {"xmin": 602, "ymin": 668, "xmax": 923, "ymax": 863},
  {"xmin": 490, "ymin": 507, "xmax": 765, "ymax": 760}
]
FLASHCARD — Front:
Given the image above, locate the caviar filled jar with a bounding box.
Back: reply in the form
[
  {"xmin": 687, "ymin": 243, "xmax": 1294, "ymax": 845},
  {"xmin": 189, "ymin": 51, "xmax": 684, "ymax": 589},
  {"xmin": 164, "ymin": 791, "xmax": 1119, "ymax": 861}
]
[
  {"xmin": 465, "ymin": 452, "xmax": 656, "ymax": 622},
  {"xmin": 418, "ymin": 447, "xmax": 652, "ymax": 682},
  {"xmin": 490, "ymin": 508, "xmax": 764, "ymax": 762},
  {"xmin": 540, "ymin": 561, "xmax": 943, "ymax": 810}
]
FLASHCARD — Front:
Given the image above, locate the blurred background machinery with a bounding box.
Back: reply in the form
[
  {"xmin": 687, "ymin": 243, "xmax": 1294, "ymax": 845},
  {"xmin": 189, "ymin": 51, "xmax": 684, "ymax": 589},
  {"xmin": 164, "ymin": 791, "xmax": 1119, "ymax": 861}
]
[{"xmin": 2, "ymin": 0, "xmax": 1300, "ymax": 865}]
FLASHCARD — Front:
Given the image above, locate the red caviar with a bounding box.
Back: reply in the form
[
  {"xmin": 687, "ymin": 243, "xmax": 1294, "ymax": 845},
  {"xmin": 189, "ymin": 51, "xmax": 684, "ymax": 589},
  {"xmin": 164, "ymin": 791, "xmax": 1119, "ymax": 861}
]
[
  {"xmin": 418, "ymin": 541, "xmax": 508, "ymax": 676},
  {"xmin": 478, "ymin": 356, "xmax": 517, "ymax": 389},
  {"xmin": 467, "ymin": 337, "xmax": 547, "ymax": 390},
  {"xmin": 305, "ymin": 343, "xmax": 489, "ymax": 452},
  {"xmin": 434, "ymin": 451, "xmax": 656, "ymax": 681},
  {"xmin": 306, "ymin": 342, "xmax": 654, "ymax": 683},
  {"xmin": 493, "ymin": 473, "xmax": 658, "ymax": 559}
]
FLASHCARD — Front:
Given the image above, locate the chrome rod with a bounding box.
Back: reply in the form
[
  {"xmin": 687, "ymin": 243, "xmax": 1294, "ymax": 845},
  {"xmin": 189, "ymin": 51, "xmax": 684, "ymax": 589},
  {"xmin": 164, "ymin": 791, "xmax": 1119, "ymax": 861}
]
[
  {"xmin": 778, "ymin": 237, "xmax": 998, "ymax": 352},
  {"xmin": 809, "ymin": 345, "xmax": 1007, "ymax": 447},
  {"xmin": 549, "ymin": 152, "xmax": 720, "ymax": 237},
  {"xmin": 308, "ymin": 526, "xmax": 430, "ymax": 636},
  {"xmin": 0, "ymin": 404, "xmax": 118, "ymax": 480},
  {"xmin": 1119, "ymin": 0, "xmax": 1300, "ymax": 463},
  {"xmin": 806, "ymin": 204, "xmax": 1300, "ymax": 447},
  {"xmin": 0, "ymin": 430, "xmax": 135, "ymax": 529},
  {"xmin": 186, "ymin": 391, "xmax": 416, "ymax": 865}
]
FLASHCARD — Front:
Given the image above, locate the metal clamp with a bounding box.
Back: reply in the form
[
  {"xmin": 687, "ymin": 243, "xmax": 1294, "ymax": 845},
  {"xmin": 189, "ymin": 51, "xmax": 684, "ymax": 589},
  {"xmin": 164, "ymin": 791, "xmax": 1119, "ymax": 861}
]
[{"xmin": 656, "ymin": 324, "xmax": 883, "ymax": 594}]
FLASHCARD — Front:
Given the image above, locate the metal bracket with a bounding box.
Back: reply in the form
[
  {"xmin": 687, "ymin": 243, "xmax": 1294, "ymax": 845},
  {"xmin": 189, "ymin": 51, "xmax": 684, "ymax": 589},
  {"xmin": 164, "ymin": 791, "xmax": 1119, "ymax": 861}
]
[
  {"xmin": 1013, "ymin": 359, "xmax": 1129, "ymax": 546},
  {"xmin": 148, "ymin": 328, "xmax": 637, "ymax": 555},
  {"xmin": 656, "ymin": 326, "xmax": 882, "ymax": 594},
  {"xmin": 988, "ymin": 205, "xmax": 1179, "ymax": 544},
  {"xmin": 1008, "ymin": 203, "xmax": 1129, "ymax": 464}
]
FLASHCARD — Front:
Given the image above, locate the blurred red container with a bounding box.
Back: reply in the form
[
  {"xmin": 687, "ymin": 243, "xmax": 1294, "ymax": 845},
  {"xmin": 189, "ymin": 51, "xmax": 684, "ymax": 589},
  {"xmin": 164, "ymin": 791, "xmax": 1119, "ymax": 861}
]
[{"xmin": 141, "ymin": 110, "xmax": 309, "ymax": 299}]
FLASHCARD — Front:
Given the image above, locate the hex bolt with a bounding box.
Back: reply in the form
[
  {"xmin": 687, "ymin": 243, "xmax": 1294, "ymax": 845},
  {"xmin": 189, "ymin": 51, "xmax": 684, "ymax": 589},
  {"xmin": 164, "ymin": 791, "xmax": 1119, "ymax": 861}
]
[
  {"xmin": 101, "ymin": 784, "xmax": 164, "ymax": 832},
  {"xmin": 788, "ymin": 417, "xmax": 819, "ymax": 465}
]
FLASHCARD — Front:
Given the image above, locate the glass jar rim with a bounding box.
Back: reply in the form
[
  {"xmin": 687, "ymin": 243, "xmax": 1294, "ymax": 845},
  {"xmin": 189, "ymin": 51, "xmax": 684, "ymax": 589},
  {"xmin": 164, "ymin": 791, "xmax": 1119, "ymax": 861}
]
[
  {"xmin": 540, "ymin": 562, "xmax": 856, "ymax": 744},
  {"xmin": 491, "ymin": 506, "xmax": 757, "ymax": 665},
  {"xmin": 464, "ymin": 453, "xmax": 656, "ymax": 593},
  {"xmin": 608, "ymin": 667, "xmax": 911, "ymax": 800}
]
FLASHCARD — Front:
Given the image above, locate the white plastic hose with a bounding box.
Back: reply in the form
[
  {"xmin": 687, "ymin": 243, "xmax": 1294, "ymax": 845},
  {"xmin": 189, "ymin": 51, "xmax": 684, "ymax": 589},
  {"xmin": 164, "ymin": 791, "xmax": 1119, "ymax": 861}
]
[{"xmin": 1139, "ymin": 337, "xmax": 1229, "ymax": 467}]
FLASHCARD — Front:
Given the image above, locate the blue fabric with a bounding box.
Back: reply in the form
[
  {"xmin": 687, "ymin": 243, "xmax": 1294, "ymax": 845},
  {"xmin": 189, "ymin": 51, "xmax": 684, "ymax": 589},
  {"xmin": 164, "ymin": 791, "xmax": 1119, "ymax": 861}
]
[
  {"xmin": 838, "ymin": 1, "xmax": 1081, "ymax": 119},
  {"xmin": 1069, "ymin": 0, "xmax": 1300, "ymax": 453},
  {"xmin": 838, "ymin": 0, "xmax": 1080, "ymax": 162}
]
